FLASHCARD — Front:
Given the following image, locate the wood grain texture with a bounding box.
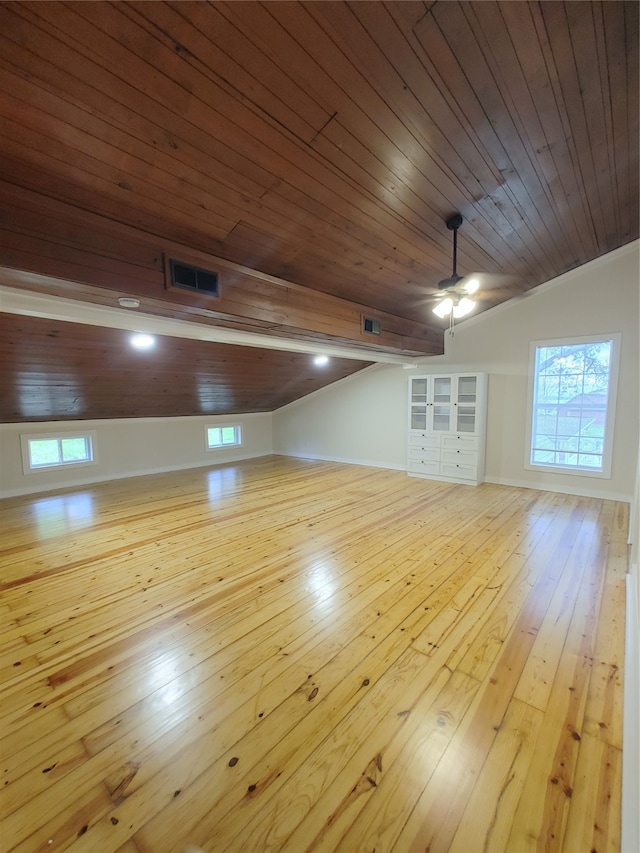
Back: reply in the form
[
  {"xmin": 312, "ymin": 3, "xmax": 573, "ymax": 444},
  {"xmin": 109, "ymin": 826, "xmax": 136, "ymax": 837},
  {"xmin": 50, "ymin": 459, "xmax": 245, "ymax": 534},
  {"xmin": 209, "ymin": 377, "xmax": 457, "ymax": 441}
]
[
  {"xmin": 0, "ymin": 0, "xmax": 637, "ymax": 420},
  {"xmin": 0, "ymin": 312, "xmax": 374, "ymax": 421},
  {"xmin": 0, "ymin": 457, "xmax": 627, "ymax": 852}
]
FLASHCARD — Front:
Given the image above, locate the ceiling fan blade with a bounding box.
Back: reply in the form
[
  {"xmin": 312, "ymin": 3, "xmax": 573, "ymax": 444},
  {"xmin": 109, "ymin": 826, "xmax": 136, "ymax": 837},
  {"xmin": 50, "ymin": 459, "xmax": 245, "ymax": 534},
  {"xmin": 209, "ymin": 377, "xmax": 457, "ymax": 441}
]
[
  {"xmin": 465, "ymin": 272, "xmax": 521, "ymax": 291},
  {"xmin": 437, "ymin": 273, "xmax": 464, "ymax": 291}
]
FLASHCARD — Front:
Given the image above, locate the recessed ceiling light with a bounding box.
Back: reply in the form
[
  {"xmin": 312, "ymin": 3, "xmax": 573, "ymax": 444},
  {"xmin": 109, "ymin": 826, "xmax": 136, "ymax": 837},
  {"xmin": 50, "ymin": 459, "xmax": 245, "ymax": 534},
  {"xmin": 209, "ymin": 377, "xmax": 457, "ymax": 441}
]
[
  {"xmin": 130, "ymin": 333, "xmax": 155, "ymax": 350},
  {"xmin": 313, "ymin": 355, "xmax": 329, "ymax": 366},
  {"xmin": 118, "ymin": 297, "xmax": 140, "ymax": 308}
]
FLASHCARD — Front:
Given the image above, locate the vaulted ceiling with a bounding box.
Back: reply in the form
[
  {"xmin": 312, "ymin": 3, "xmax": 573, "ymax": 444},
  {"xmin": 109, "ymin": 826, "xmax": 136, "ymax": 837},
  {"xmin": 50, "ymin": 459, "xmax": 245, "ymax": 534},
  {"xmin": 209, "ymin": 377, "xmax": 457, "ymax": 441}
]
[{"xmin": 0, "ymin": 1, "xmax": 637, "ymax": 421}]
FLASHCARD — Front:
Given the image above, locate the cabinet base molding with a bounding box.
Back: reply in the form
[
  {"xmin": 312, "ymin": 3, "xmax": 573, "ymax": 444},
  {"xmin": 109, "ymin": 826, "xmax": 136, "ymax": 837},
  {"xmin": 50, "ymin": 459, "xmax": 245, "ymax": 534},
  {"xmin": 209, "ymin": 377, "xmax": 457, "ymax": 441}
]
[{"xmin": 407, "ymin": 471, "xmax": 481, "ymax": 487}]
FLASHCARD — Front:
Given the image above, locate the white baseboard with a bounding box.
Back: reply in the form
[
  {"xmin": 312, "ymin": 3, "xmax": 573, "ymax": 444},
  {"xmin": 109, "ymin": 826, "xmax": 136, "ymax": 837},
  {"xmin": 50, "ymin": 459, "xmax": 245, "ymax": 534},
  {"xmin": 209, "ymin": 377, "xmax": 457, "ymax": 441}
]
[
  {"xmin": 622, "ymin": 568, "xmax": 639, "ymax": 853},
  {"xmin": 275, "ymin": 451, "xmax": 405, "ymax": 472},
  {"xmin": 0, "ymin": 451, "xmax": 273, "ymax": 499},
  {"xmin": 484, "ymin": 474, "xmax": 631, "ymax": 503},
  {"xmin": 276, "ymin": 458, "xmax": 634, "ymax": 501}
]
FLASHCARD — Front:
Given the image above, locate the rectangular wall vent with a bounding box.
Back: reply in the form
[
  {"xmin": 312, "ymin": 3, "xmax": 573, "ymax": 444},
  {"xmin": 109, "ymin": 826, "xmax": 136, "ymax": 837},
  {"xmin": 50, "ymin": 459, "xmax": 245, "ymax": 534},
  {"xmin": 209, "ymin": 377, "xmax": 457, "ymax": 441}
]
[
  {"xmin": 362, "ymin": 316, "xmax": 381, "ymax": 335},
  {"xmin": 169, "ymin": 259, "xmax": 219, "ymax": 296}
]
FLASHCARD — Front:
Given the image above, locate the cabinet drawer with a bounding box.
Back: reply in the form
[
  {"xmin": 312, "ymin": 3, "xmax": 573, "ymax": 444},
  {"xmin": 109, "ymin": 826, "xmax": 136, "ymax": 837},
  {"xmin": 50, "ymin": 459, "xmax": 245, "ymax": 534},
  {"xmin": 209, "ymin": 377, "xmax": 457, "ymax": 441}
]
[
  {"xmin": 441, "ymin": 462, "xmax": 477, "ymax": 480},
  {"xmin": 408, "ymin": 433, "xmax": 441, "ymax": 448},
  {"xmin": 408, "ymin": 446, "xmax": 440, "ymax": 462},
  {"xmin": 441, "ymin": 434, "xmax": 479, "ymax": 451},
  {"xmin": 442, "ymin": 448, "xmax": 478, "ymax": 466},
  {"xmin": 408, "ymin": 460, "xmax": 440, "ymax": 476}
]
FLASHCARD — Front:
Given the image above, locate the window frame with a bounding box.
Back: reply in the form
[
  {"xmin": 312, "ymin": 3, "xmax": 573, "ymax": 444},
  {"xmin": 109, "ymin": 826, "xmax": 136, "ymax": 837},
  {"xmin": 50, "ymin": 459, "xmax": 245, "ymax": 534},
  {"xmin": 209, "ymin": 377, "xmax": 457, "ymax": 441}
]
[
  {"xmin": 205, "ymin": 423, "xmax": 243, "ymax": 452},
  {"xmin": 524, "ymin": 333, "xmax": 621, "ymax": 479},
  {"xmin": 20, "ymin": 431, "xmax": 98, "ymax": 475}
]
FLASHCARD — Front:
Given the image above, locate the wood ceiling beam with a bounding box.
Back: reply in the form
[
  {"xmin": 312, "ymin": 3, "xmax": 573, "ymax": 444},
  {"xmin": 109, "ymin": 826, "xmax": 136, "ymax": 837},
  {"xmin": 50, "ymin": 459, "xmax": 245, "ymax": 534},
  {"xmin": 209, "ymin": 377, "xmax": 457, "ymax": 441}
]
[{"xmin": 0, "ymin": 184, "xmax": 442, "ymax": 360}]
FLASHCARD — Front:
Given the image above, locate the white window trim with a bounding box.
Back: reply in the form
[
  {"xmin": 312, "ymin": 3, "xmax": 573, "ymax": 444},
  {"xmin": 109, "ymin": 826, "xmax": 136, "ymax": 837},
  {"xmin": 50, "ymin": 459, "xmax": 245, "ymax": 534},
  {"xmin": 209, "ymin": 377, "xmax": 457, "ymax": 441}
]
[
  {"xmin": 524, "ymin": 333, "xmax": 621, "ymax": 479},
  {"xmin": 205, "ymin": 423, "xmax": 243, "ymax": 452},
  {"xmin": 20, "ymin": 430, "xmax": 98, "ymax": 475}
]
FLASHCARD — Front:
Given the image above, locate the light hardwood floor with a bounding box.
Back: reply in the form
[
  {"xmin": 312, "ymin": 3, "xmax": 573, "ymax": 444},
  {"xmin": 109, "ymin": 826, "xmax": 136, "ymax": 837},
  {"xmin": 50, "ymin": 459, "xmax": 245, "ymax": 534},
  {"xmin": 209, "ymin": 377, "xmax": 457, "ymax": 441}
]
[{"xmin": 0, "ymin": 456, "xmax": 628, "ymax": 853}]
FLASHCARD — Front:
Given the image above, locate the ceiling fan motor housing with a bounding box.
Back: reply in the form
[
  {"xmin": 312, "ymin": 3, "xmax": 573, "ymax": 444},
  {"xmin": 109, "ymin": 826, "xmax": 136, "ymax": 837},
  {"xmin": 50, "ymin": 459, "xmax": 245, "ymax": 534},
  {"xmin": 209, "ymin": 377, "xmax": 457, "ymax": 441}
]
[{"xmin": 438, "ymin": 274, "xmax": 464, "ymax": 290}]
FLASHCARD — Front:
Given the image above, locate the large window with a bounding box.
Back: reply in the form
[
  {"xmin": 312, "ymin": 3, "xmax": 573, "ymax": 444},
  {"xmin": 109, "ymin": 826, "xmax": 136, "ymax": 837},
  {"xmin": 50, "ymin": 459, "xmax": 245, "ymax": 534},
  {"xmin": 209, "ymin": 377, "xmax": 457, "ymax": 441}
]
[
  {"xmin": 206, "ymin": 424, "xmax": 242, "ymax": 450},
  {"xmin": 527, "ymin": 335, "xmax": 620, "ymax": 477},
  {"xmin": 21, "ymin": 432, "xmax": 97, "ymax": 473}
]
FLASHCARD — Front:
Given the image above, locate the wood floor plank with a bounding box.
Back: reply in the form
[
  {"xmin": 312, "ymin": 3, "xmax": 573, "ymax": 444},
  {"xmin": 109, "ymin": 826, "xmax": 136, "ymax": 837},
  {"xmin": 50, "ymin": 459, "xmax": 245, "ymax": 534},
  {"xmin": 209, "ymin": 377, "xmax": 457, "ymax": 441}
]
[
  {"xmin": 6, "ymin": 784, "xmax": 113, "ymax": 853},
  {"xmin": 504, "ymin": 500, "xmax": 621, "ymax": 851},
  {"xmin": 393, "ymin": 498, "xmax": 614, "ymax": 852},
  {"xmin": 302, "ymin": 668, "xmax": 481, "ymax": 853},
  {"xmin": 581, "ymin": 501, "xmax": 629, "ymax": 748},
  {"xmin": 513, "ymin": 498, "xmax": 604, "ymax": 712},
  {"xmin": 561, "ymin": 732, "xmax": 622, "ymax": 853},
  {"xmin": 0, "ymin": 457, "xmax": 627, "ymax": 852},
  {"xmin": 448, "ymin": 697, "xmax": 545, "ymax": 853},
  {"xmin": 456, "ymin": 494, "xmax": 595, "ymax": 683},
  {"xmin": 142, "ymin": 651, "xmax": 462, "ymax": 853},
  {"xmin": 71, "ymin": 502, "xmax": 522, "ymax": 852}
]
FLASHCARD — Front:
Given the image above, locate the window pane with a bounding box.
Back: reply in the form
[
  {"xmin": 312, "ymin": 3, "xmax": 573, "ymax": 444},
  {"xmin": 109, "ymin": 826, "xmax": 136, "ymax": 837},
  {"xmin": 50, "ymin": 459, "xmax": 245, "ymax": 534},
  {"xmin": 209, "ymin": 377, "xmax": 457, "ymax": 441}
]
[
  {"xmin": 531, "ymin": 339, "xmax": 613, "ymax": 473},
  {"xmin": 61, "ymin": 437, "xmax": 90, "ymax": 462},
  {"xmin": 578, "ymin": 454, "xmax": 601, "ymax": 467},
  {"xmin": 29, "ymin": 439, "xmax": 61, "ymax": 466},
  {"xmin": 24, "ymin": 433, "xmax": 95, "ymax": 472},
  {"xmin": 207, "ymin": 424, "xmax": 241, "ymax": 450},
  {"xmin": 208, "ymin": 427, "xmax": 222, "ymax": 447}
]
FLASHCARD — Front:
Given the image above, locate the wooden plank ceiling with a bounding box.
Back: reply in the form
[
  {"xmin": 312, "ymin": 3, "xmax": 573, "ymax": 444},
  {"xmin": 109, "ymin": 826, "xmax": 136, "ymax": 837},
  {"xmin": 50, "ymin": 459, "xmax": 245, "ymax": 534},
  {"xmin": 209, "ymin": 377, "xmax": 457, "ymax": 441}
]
[
  {"xmin": 0, "ymin": 1, "xmax": 637, "ymax": 422},
  {"xmin": 0, "ymin": 313, "xmax": 371, "ymax": 420}
]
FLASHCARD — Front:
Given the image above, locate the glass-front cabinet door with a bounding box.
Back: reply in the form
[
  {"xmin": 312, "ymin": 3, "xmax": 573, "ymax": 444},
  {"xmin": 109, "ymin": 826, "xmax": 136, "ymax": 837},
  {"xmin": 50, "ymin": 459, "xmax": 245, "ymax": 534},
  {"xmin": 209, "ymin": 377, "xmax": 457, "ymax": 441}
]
[
  {"xmin": 409, "ymin": 377, "xmax": 428, "ymax": 431},
  {"xmin": 410, "ymin": 374, "xmax": 483, "ymax": 435},
  {"xmin": 431, "ymin": 375, "xmax": 452, "ymax": 431},
  {"xmin": 454, "ymin": 375, "xmax": 478, "ymax": 433}
]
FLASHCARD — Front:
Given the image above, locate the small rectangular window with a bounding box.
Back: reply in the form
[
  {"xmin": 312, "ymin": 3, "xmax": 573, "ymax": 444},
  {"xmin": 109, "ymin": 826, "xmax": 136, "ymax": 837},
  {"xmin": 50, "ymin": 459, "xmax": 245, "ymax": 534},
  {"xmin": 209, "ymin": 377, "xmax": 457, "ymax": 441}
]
[
  {"xmin": 527, "ymin": 335, "xmax": 620, "ymax": 477},
  {"xmin": 206, "ymin": 424, "xmax": 242, "ymax": 450},
  {"xmin": 21, "ymin": 432, "xmax": 97, "ymax": 473}
]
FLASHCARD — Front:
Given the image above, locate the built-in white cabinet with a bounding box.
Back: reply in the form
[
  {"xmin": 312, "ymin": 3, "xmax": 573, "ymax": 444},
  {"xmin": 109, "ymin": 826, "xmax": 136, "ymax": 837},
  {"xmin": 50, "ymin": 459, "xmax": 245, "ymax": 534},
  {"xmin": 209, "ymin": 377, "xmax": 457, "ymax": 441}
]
[{"xmin": 408, "ymin": 373, "xmax": 487, "ymax": 485}]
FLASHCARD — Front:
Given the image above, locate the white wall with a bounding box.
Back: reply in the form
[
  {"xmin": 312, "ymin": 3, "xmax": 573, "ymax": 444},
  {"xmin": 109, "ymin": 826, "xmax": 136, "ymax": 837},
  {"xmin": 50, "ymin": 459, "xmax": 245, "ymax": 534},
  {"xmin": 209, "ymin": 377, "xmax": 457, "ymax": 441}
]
[
  {"xmin": 274, "ymin": 242, "xmax": 639, "ymax": 501},
  {"xmin": 0, "ymin": 412, "xmax": 273, "ymax": 497},
  {"xmin": 272, "ymin": 362, "xmax": 408, "ymax": 470}
]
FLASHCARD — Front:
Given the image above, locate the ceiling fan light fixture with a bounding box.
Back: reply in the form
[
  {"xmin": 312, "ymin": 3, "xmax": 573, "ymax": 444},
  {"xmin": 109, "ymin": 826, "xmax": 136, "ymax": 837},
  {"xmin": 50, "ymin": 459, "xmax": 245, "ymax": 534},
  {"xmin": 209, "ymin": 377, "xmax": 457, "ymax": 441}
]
[
  {"xmin": 433, "ymin": 297, "xmax": 453, "ymax": 318},
  {"xmin": 464, "ymin": 278, "xmax": 480, "ymax": 294},
  {"xmin": 453, "ymin": 297, "xmax": 476, "ymax": 318}
]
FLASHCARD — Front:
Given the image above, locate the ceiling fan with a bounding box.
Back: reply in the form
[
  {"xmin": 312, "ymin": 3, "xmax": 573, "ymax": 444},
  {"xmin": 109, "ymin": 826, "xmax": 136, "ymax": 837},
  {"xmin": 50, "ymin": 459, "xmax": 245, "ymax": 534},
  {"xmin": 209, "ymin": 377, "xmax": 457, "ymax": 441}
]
[
  {"xmin": 432, "ymin": 213, "xmax": 480, "ymax": 322},
  {"xmin": 427, "ymin": 213, "xmax": 527, "ymax": 335}
]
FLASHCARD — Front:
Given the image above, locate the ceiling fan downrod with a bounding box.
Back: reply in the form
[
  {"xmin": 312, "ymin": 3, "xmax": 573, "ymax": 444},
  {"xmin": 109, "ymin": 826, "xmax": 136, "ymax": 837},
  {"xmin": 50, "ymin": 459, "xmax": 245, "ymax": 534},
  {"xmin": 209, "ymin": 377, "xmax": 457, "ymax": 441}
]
[
  {"xmin": 438, "ymin": 213, "xmax": 464, "ymax": 290},
  {"xmin": 447, "ymin": 213, "xmax": 463, "ymax": 280}
]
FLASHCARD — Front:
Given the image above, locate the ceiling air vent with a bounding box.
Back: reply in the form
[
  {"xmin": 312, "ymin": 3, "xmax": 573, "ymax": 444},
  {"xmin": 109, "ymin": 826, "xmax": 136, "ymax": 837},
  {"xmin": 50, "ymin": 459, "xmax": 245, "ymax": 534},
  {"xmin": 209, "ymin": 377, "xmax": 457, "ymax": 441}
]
[
  {"xmin": 168, "ymin": 258, "xmax": 219, "ymax": 296},
  {"xmin": 362, "ymin": 316, "xmax": 381, "ymax": 335}
]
